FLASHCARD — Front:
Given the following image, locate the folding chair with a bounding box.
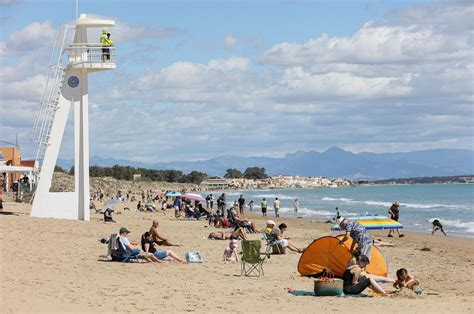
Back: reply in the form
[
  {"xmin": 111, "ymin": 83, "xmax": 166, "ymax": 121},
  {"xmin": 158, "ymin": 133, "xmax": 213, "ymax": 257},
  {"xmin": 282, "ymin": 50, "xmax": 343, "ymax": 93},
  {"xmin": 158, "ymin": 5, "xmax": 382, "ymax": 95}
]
[
  {"xmin": 240, "ymin": 240, "xmax": 269, "ymax": 277},
  {"xmin": 115, "ymin": 237, "xmax": 140, "ymax": 263},
  {"xmin": 263, "ymin": 232, "xmax": 281, "ymax": 254}
]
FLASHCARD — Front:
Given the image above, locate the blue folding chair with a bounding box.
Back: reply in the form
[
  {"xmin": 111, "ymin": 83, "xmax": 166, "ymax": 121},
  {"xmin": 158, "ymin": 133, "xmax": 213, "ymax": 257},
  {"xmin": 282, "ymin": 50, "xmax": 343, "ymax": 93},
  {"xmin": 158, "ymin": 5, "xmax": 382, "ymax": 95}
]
[{"xmin": 116, "ymin": 237, "xmax": 140, "ymax": 263}]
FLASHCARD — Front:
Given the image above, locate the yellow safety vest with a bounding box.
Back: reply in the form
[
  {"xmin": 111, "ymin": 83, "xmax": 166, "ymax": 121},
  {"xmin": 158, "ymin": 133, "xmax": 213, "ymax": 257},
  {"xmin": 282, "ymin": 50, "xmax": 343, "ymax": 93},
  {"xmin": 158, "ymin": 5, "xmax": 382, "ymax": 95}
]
[{"xmin": 100, "ymin": 33, "xmax": 108, "ymax": 45}]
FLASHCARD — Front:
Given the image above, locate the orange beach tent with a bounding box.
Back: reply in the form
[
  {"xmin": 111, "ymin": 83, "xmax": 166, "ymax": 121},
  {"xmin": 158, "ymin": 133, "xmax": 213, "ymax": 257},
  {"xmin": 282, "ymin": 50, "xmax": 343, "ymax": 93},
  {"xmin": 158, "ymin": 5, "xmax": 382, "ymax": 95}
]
[{"xmin": 298, "ymin": 235, "xmax": 388, "ymax": 278}]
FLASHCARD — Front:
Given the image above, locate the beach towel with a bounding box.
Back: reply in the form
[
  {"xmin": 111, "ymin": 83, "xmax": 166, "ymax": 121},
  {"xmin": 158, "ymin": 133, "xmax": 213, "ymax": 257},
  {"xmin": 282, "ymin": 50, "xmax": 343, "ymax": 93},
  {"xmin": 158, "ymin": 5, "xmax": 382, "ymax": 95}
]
[{"xmin": 287, "ymin": 289, "xmax": 372, "ymax": 298}]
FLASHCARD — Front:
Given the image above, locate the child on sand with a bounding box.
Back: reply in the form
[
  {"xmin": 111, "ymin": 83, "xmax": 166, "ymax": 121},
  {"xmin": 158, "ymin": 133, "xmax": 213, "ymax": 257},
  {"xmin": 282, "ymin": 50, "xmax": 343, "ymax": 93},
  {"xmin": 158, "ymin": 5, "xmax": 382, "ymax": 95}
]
[
  {"xmin": 223, "ymin": 239, "xmax": 239, "ymax": 262},
  {"xmin": 394, "ymin": 268, "xmax": 422, "ymax": 294},
  {"xmin": 432, "ymin": 219, "xmax": 447, "ymax": 236}
]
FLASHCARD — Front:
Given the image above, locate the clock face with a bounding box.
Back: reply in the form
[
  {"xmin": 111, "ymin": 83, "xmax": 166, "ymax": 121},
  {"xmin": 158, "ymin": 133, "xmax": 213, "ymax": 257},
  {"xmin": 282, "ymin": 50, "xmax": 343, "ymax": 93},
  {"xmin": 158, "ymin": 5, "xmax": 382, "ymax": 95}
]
[{"xmin": 68, "ymin": 76, "xmax": 79, "ymax": 88}]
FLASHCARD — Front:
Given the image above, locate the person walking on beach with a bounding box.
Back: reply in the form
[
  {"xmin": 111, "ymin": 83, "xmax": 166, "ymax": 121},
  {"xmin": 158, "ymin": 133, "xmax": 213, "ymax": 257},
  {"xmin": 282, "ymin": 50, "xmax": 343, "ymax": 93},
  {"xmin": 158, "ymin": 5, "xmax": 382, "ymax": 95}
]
[
  {"xmin": 294, "ymin": 199, "xmax": 299, "ymax": 214},
  {"xmin": 388, "ymin": 201, "xmax": 405, "ymax": 238},
  {"xmin": 261, "ymin": 198, "xmax": 268, "ymax": 217},
  {"xmin": 273, "ymin": 197, "xmax": 281, "ymax": 217},
  {"xmin": 209, "ymin": 194, "xmax": 214, "ymax": 210},
  {"xmin": 335, "ymin": 207, "xmax": 341, "ymax": 220},
  {"xmin": 338, "ymin": 218, "xmax": 373, "ymax": 261},
  {"xmin": 238, "ymin": 195, "xmax": 245, "ymax": 215}
]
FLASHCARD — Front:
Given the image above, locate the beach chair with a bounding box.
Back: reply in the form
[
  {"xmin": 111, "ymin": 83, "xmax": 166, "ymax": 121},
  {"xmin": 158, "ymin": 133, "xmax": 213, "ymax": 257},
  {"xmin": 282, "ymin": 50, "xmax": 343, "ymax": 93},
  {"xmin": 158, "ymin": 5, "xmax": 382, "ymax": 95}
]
[
  {"xmin": 113, "ymin": 236, "xmax": 140, "ymax": 263},
  {"xmin": 263, "ymin": 232, "xmax": 282, "ymax": 254},
  {"xmin": 240, "ymin": 240, "xmax": 269, "ymax": 277}
]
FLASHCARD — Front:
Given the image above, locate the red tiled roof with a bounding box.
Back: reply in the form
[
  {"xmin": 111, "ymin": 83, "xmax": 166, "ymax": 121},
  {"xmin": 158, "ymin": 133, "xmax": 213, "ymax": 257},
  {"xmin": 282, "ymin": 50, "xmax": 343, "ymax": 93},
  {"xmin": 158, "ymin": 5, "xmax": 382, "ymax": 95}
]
[{"xmin": 20, "ymin": 160, "xmax": 36, "ymax": 167}]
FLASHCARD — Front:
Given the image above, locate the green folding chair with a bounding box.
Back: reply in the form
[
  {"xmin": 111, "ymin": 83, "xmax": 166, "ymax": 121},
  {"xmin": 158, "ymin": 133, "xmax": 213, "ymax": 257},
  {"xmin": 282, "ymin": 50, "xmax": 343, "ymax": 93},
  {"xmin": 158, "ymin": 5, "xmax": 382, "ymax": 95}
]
[{"xmin": 240, "ymin": 240, "xmax": 269, "ymax": 277}]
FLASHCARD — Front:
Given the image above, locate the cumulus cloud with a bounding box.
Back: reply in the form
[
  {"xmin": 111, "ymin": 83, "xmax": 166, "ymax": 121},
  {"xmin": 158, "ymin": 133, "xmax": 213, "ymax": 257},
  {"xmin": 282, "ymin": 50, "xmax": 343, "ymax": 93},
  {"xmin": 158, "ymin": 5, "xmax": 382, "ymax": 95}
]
[
  {"xmin": 223, "ymin": 35, "xmax": 238, "ymax": 49},
  {"xmin": 261, "ymin": 22, "xmax": 471, "ymax": 66},
  {"xmin": 112, "ymin": 20, "xmax": 182, "ymax": 42},
  {"xmin": 0, "ymin": 21, "xmax": 55, "ymax": 58},
  {"xmin": 2, "ymin": 1, "xmax": 473, "ymax": 162}
]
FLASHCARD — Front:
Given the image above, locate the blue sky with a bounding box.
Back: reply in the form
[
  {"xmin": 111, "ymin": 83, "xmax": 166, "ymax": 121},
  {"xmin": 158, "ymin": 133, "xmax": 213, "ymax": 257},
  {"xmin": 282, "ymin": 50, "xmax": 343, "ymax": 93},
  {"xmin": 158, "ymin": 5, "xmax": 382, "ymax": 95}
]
[{"xmin": 0, "ymin": 0, "xmax": 473, "ymax": 162}]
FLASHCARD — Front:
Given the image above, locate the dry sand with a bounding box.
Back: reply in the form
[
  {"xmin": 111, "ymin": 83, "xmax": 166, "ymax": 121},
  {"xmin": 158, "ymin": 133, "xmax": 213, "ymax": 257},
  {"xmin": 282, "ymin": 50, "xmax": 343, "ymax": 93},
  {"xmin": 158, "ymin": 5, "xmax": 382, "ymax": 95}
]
[{"xmin": 1, "ymin": 201, "xmax": 473, "ymax": 313}]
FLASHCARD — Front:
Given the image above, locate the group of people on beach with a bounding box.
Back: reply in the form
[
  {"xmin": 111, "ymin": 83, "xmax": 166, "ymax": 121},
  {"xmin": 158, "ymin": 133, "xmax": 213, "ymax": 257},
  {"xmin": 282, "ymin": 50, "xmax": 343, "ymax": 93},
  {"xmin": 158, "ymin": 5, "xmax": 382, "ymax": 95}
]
[
  {"xmin": 110, "ymin": 220, "xmax": 187, "ymax": 264},
  {"xmin": 95, "ymin": 191, "xmax": 445, "ymax": 297},
  {"xmin": 336, "ymin": 216, "xmax": 422, "ymax": 296}
]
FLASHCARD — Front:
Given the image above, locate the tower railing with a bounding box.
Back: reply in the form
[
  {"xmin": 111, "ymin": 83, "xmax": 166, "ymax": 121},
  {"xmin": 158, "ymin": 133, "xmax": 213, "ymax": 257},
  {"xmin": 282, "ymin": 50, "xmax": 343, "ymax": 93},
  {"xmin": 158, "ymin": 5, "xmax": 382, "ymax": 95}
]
[{"xmin": 64, "ymin": 43, "xmax": 116, "ymax": 67}]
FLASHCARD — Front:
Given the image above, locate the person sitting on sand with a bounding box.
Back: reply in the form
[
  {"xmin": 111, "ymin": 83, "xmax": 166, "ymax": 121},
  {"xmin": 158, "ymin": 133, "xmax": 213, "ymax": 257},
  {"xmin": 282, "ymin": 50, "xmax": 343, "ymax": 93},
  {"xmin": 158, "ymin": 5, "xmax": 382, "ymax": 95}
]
[
  {"xmin": 209, "ymin": 210, "xmax": 231, "ymax": 228},
  {"xmin": 114, "ymin": 227, "xmax": 140, "ymax": 260},
  {"xmin": 338, "ymin": 218, "xmax": 373, "ymax": 261},
  {"xmin": 223, "ymin": 239, "xmax": 239, "ymax": 262},
  {"xmin": 393, "ymin": 268, "xmax": 422, "ymax": 294},
  {"xmin": 431, "ymin": 219, "xmax": 447, "ymax": 236},
  {"xmin": 103, "ymin": 208, "xmax": 115, "ymax": 223},
  {"xmin": 141, "ymin": 232, "xmax": 186, "ymax": 263},
  {"xmin": 265, "ymin": 220, "xmax": 275, "ymax": 236},
  {"xmin": 270, "ymin": 223, "xmax": 304, "ymax": 254},
  {"xmin": 150, "ymin": 220, "xmax": 180, "ymax": 246},
  {"xmin": 208, "ymin": 227, "xmax": 248, "ymax": 240},
  {"xmin": 347, "ymin": 250, "xmax": 395, "ymax": 284},
  {"xmin": 343, "ymin": 255, "xmax": 390, "ymax": 296},
  {"xmin": 228, "ymin": 208, "xmax": 258, "ymax": 233}
]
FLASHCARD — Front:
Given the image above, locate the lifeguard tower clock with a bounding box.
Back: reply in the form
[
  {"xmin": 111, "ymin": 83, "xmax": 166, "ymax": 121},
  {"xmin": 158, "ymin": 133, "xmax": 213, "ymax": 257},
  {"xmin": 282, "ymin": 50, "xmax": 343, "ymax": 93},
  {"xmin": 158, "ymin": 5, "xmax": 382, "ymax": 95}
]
[{"xmin": 30, "ymin": 14, "xmax": 116, "ymax": 220}]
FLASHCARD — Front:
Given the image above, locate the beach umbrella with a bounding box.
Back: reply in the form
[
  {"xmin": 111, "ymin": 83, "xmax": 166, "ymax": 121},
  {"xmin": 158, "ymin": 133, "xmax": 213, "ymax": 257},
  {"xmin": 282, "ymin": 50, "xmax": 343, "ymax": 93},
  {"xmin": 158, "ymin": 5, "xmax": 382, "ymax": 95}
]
[
  {"xmin": 182, "ymin": 193, "xmax": 206, "ymax": 202},
  {"xmin": 105, "ymin": 198, "xmax": 122, "ymax": 206},
  {"xmin": 165, "ymin": 191, "xmax": 182, "ymax": 197},
  {"xmin": 331, "ymin": 215, "xmax": 403, "ymax": 231},
  {"xmin": 152, "ymin": 191, "xmax": 164, "ymax": 198}
]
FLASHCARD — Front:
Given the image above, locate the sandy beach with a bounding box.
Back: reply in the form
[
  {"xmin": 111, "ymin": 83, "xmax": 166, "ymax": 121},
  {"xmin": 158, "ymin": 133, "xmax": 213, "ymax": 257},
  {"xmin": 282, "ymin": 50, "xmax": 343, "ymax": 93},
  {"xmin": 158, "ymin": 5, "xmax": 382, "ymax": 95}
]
[{"xmin": 1, "ymin": 201, "xmax": 473, "ymax": 313}]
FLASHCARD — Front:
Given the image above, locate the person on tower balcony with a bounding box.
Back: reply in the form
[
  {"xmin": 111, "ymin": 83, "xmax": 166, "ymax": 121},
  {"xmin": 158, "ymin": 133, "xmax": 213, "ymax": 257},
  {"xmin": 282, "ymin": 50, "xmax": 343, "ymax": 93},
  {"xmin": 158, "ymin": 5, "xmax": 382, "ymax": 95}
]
[
  {"xmin": 104, "ymin": 33, "xmax": 114, "ymax": 60},
  {"xmin": 100, "ymin": 30, "xmax": 108, "ymax": 61}
]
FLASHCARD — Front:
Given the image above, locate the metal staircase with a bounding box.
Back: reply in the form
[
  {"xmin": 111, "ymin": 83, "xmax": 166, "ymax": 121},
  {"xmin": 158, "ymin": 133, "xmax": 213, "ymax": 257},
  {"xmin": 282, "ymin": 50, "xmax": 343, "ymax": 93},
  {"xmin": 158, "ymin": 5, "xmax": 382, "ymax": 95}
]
[{"xmin": 30, "ymin": 24, "xmax": 74, "ymax": 170}]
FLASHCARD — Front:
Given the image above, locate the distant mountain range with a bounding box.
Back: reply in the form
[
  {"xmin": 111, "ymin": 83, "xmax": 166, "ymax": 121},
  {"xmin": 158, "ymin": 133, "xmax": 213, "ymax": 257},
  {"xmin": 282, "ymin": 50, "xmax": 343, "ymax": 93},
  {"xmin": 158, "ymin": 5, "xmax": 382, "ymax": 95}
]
[{"xmin": 57, "ymin": 147, "xmax": 474, "ymax": 180}]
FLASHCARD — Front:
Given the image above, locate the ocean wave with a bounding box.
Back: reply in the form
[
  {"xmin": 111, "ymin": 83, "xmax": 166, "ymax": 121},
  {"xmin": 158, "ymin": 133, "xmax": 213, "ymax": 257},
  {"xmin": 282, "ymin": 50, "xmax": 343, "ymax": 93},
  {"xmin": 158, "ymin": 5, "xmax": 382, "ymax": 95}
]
[
  {"xmin": 276, "ymin": 206, "xmax": 338, "ymax": 218},
  {"xmin": 224, "ymin": 192, "xmax": 242, "ymax": 197},
  {"xmin": 322, "ymin": 197, "xmax": 471, "ymax": 210},
  {"xmin": 254, "ymin": 194, "xmax": 295, "ymax": 200},
  {"xmin": 363, "ymin": 201, "xmax": 393, "ymax": 207},
  {"xmin": 429, "ymin": 218, "xmax": 474, "ymax": 233}
]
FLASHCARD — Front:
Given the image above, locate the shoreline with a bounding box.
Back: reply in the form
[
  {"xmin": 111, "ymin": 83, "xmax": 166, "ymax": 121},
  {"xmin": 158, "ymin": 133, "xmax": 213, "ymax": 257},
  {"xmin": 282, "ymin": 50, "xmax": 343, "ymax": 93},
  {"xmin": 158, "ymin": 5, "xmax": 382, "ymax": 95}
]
[{"xmin": 239, "ymin": 209, "xmax": 474, "ymax": 241}]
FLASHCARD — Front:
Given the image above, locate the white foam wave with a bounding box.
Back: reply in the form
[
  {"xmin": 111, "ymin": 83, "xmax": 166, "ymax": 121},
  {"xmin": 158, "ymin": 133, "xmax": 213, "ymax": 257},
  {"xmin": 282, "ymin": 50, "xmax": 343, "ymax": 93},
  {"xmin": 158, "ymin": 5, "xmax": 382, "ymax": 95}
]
[
  {"xmin": 322, "ymin": 197, "xmax": 471, "ymax": 210},
  {"xmin": 225, "ymin": 192, "xmax": 241, "ymax": 197},
  {"xmin": 278, "ymin": 206, "xmax": 335, "ymax": 217},
  {"xmin": 254, "ymin": 194, "xmax": 294, "ymax": 200},
  {"xmin": 429, "ymin": 218, "xmax": 474, "ymax": 233},
  {"xmin": 364, "ymin": 201, "xmax": 393, "ymax": 207}
]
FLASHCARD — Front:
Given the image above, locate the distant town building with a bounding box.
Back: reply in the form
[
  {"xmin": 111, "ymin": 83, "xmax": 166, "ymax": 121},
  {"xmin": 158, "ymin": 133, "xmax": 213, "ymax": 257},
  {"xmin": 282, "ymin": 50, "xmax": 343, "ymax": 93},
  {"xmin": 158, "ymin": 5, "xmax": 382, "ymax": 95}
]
[
  {"xmin": 0, "ymin": 147, "xmax": 37, "ymax": 192},
  {"xmin": 201, "ymin": 178, "xmax": 229, "ymax": 190}
]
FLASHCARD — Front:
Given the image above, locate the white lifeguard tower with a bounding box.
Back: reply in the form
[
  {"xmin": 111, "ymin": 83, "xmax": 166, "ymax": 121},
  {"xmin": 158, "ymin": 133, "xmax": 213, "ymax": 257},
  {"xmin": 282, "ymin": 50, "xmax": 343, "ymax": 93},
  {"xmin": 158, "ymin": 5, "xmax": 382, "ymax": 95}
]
[{"xmin": 30, "ymin": 14, "xmax": 116, "ymax": 220}]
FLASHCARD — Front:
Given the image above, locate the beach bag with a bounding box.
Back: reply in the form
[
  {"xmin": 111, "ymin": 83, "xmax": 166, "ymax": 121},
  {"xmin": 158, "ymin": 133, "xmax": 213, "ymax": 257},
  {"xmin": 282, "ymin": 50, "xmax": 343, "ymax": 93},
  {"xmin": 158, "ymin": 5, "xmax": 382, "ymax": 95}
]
[
  {"xmin": 313, "ymin": 269, "xmax": 343, "ymax": 296},
  {"xmin": 185, "ymin": 251, "xmax": 204, "ymax": 263}
]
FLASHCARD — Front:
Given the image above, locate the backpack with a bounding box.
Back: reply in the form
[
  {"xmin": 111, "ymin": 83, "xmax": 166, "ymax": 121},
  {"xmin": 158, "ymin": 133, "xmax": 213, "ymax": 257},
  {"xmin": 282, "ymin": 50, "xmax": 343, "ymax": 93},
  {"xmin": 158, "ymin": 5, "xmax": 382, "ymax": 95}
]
[
  {"xmin": 185, "ymin": 251, "xmax": 204, "ymax": 263},
  {"xmin": 107, "ymin": 233, "xmax": 120, "ymax": 257}
]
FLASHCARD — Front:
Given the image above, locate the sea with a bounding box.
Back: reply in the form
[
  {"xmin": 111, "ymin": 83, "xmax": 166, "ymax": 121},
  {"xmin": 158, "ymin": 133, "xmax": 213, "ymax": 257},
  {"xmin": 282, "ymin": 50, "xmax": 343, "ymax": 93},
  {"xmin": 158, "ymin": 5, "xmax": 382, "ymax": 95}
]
[{"xmin": 217, "ymin": 184, "xmax": 474, "ymax": 238}]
